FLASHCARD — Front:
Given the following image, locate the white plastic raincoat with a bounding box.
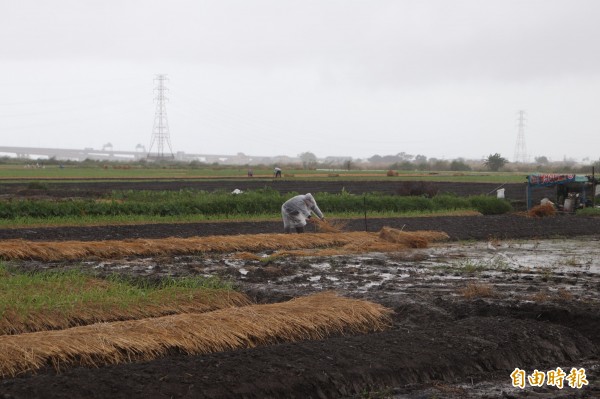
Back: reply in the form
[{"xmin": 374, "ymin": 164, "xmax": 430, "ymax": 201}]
[{"xmin": 281, "ymin": 193, "xmax": 324, "ymax": 232}]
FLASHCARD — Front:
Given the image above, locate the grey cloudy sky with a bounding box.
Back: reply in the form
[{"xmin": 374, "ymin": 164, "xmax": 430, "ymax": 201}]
[{"xmin": 1, "ymin": 0, "xmax": 599, "ymax": 162}]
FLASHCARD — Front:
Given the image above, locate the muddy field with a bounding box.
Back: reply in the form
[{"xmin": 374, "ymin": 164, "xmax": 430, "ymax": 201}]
[
  {"xmin": 0, "ymin": 216, "xmax": 598, "ymax": 398},
  {"xmin": 0, "ymin": 181, "xmax": 598, "ymax": 398}
]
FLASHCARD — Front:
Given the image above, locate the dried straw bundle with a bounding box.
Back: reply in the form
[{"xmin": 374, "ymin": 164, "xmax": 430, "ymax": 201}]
[
  {"xmin": 0, "ymin": 293, "xmax": 392, "ymax": 378},
  {"xmin": 0, "ymin": 234, "xmax": 363, "ymax": 261},
  {"xmin": 527, "ymin": 203, "xmax": 557, "ymax": 218},
  {"xmin": 0, "ymin": 229, "xmax": 450, "ymax": 261},
  {"xmin": 234, "ymin": 252, "xmax": 263, "ymax": 261},
  {"xmin": 378, "ymin": 227, "xmax": 449, "ymax": 248},
  {"xmin": 459, "ymin": 283, "xmax": 496, "ymax": 299},
  {"xmin": 311, "ymin": 218, "xmax": 348, "ymax": 233},
  {"xmin": 0, "ymin": 290, "xmax": 251, "ymax": 336},
  {"xmin": 269, "ymin": 228, "xmax": 449, "ymax": 257}
]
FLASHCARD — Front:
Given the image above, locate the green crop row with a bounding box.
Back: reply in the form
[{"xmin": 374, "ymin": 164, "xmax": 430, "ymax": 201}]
[
  {"xmin": 0, "ymin": 190, "xmax": 511, "ymax": 219},
  {"xmin": 0, "ymin": 262, "xmax": 235, "ymax": 335},
  {"xmin": 0, "ymin": 264, "xmax": 233, "ymax": 316}
]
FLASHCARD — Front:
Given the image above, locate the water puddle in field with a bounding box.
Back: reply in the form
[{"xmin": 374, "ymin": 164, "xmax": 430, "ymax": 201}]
[
  {"xmin": 432, "ymin": 237, "xmax": 599, "ymax": 273},
  {"xmin": 238, "ymin": 236, "xmax": 600, "ymax": 300},
  {"xmin": 56, "ymin": 236, "xmax": 600, "ymax": 302}
]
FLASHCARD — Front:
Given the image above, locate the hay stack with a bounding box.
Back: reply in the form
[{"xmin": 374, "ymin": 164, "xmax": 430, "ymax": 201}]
[
  {"xmin": 378, "ymin": 227, "xmax": 449, "ymax": 248},
  {"xmin": 0, "ymin": 293, "xmax": 392, "ymax": 378},
  {"xmin": 527, "ymin": 203, "xmax": 557, "ymax": 218},
  {"xmin": 311, "ymin": 218, "xmax": 348, "ymax": 233},
  {"xmin": 275, "ymin": 228, "xmax": 449, "ymax": 257}
]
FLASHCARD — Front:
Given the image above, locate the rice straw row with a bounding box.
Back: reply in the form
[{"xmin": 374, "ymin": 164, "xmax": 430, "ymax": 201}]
[
  {"xmin": 0, "ymin": 229, "xmax": 449, "ymax": 261},
  {"xmin": 0, "ymin": 290, "xmax": 251, "ymax": 336},
  {"xmin": 0, "ymin": 292, "xmax": 392, "ymax": 378}
]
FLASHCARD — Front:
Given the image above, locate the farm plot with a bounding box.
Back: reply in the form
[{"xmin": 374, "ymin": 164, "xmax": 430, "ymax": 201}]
[
  {"xmin": 1, "ymin": 221, "xmax": 599, "ymax": 398},
  {"xmin": 0, "ymin": 179, "xmax": 554, "ymax": 205},
  {"xmin": 0, "ymin": 292, "xmax": 391, "ymax": 378}
]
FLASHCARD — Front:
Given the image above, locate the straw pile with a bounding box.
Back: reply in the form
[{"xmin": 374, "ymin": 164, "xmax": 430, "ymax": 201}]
[
  {"xmin": 459, "ymin": 282, "xmax": 497, "ymax": 299},
  {"xmin": 234, "ymin": 252, "xmax": 263, "ymax": 261},
  {"xmin": 0, "ymin": 290, "xmax": 251, "ymax": 335},
  {"xmin": 266, "ymin": 228, "xmax": 449, "ymax": 258},
  {"xmin": 0, "ymin": 234, "xmax": 356, "ymax": 261},
  {"xmin": 0, "ymin": 292, "xmax": 392, "ymax": 378},
  {"xmin": 0, "ymin": 228, "xmax": 450, "ymax": 262},
  {"xmin": 311, "ymin": 218, "xmax": 348, "ymax": 233},
  {"xmin": 527, "ymin": 203, "xmax": 557, "ymax": 218},
  {"xmin": 379, "ymin": 227, "xmax": 449, "ymax": 248}
]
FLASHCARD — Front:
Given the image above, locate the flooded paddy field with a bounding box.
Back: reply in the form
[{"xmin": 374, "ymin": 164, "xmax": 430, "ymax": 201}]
[{"xmin": 3, "ymin": 229, "xmax": 599, "ymax": 399}]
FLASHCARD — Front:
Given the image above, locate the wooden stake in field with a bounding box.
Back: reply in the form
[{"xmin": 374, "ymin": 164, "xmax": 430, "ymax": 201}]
[{"xmin": 0, "ymin": 293, "xmax": 393, "ymax": 378}]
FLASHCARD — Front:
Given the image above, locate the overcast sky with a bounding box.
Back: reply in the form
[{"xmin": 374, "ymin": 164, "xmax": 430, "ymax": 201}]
[{"xmin": 1, "ymin": 0, "xmax": 599, "ymax": 162}]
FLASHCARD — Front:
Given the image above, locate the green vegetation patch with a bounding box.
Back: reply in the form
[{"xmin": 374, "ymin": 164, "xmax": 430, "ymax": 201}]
[
  {"xmin": 576, "ymin": 207, "xmax": 600, "ymax": 217},
  {"xmin": 0, "ymin": 189, "xmax": 512, "ymax": 224},
  {"xmin": 0, "ymin": 163, "xmax": 530, "ymax": 182},
  {"xmin": 0, "ymin": 263, "xmax": 238, "ymax": 334}
]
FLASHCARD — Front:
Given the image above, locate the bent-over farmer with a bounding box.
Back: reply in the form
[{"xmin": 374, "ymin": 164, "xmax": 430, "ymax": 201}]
[{"xmin": 281, "ymin": 193, "xmax": 325, "ymax": 233}]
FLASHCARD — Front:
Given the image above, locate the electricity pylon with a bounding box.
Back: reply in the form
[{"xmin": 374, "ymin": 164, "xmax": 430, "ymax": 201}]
[
  {"xmin": 147, "ymin": 74, "xmax": 174, "ymax": 159},
  {"xmin": 513, "ymin": 110, "xmax": 528, "ymax": 163}
]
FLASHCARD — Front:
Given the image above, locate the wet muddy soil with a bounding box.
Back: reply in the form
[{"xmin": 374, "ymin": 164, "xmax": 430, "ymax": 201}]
[{"xmin": 1, "ymin": 215, "xmax": 599, "ymax": 398}]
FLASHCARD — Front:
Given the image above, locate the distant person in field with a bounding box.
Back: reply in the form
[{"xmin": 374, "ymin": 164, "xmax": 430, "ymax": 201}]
[
  {"xmin": 281, "ymin": 193, "xmax": 325, "ymax": 233},
  {"xmin": 274, "ymin": 167, "xmax": 282, "ymax": 178}
]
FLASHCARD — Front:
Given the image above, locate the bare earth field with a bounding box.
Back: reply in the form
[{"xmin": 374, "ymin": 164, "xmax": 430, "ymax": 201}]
[{"xmin": 0, "ymin": 181, "xmax": 598, "ymax": 398}]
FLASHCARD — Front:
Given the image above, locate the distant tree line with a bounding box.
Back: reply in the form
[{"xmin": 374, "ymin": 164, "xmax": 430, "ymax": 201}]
[{"xmin": 1, "ymin": 152, "xmax": 598, "ymax": 174}]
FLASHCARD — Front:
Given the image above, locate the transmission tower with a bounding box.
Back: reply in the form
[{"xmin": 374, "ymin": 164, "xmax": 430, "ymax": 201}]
[
  {"xmin": 513, "ymin": 110, "xmax": 528, "ymax": 163},
  {"xmin": 147, "ymin": 74, "xmax": 174, "ymax": 159}
]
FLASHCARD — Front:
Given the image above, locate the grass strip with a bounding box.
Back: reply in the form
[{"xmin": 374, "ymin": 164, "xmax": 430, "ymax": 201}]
[
  {"xmin": 0, "ymin": 266, "xmax": 247, "ymax": 335},
  {"xmin": 0, "ymin": 292, "xmax": 393, "ymax": 378},
  {"xmin": 576, "ymin": 207, "xmax": 600, "ymax": 216},
  {"xmin": 0, "ymin": 191, "xmax": 511, "ymax": 220},
  {"xmin": 0, "ymin": 229, "xmax": 450, "ymax": 262},
  {"xmin": 0, "ymin": 165, "xmax": 528, "ymax": 182}
]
